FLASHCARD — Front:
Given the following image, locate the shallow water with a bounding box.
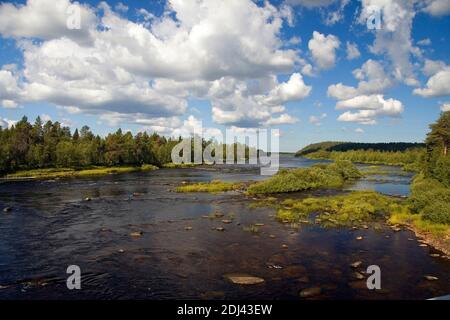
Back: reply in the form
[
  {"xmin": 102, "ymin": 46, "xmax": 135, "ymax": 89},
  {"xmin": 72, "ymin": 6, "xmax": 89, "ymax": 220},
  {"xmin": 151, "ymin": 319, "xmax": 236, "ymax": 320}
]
[{"xmin": 0, "ymin": 155, "xmax": 449, "ymax": 300}]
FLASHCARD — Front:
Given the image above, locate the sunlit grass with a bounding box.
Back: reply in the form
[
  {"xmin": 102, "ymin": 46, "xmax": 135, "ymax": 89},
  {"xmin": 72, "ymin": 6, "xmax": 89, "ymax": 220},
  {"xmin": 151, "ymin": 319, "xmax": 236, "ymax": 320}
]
[
  {"xmin": 175, "ymin": 180, "xmax": 243, "ymax": 193},
  {"xmin": 6, "ymin": 164, "xmax": 159, "ymax": 179}
]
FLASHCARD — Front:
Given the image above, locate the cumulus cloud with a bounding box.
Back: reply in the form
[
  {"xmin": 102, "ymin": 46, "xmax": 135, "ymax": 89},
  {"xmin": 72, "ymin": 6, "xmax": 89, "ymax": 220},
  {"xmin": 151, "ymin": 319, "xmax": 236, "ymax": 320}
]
[
  {"xmin": 422, "ymin": 0, "xmax": 450, "ymax": 16},
  {"xmin": 210, "ymin": 74, "xmax": 309, "ymax": 127},
  {"xmin": 413, "ymin": 67, "xmax": 450, "ymax": 97},
  {"xmin": 336, "ymin": 94, "xmax": 403, "ymax": 125},
  {"xmin": 0, "ymin": 0, "xmax": 96, "ymax": 43},
  {"xmin": 308, "ymin": 31, "xmax": 340, "ymax": 70},
  {"xmin": 358, "ymin": 0, "xmax": 419, "ymax": 86},
  {"xmin": 346, "ymin": 42, "xmax": 360, "ymax": 60},
  {"xmin": 0, "ymin": 0, "xmax": 307, "ymax": 130},
  {"xmin": 328, "ymin": 59, "xmax": 392, "ymax": 100}
]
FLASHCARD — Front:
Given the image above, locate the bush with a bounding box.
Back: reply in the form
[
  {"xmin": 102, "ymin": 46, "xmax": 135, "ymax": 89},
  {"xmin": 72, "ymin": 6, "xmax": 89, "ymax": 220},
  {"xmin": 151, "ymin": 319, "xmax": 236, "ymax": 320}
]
[
  {"xmin": 247, "ymin": 161, "xmax": 361, "ymax": 194},
  {"xmin": 422, "ymin": 202, "xmax": 450, "ymax": 225}
]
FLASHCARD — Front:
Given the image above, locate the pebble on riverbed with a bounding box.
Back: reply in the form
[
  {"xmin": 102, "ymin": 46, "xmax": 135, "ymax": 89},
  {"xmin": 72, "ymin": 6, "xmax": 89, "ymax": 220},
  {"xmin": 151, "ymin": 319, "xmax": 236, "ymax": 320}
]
[
  {"xmin": 299, "ymin": 287, "xmax": 322, "ymax": 298},
  {"xmin": 224, "ymin": 273, "xmax": 264, "ymax": 285}
]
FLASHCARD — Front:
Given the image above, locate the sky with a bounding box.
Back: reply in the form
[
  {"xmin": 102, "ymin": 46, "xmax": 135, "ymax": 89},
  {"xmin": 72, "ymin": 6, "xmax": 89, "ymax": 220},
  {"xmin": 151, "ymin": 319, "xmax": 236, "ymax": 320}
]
[{"xmin": 0, "ymin": 0, "xmax": 449, "ymax": 152}]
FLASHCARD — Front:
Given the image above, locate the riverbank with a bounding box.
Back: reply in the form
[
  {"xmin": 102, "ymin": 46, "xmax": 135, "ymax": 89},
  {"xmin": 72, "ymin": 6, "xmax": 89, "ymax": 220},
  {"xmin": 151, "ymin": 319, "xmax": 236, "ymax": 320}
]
[{"xmin": 2, "ymin": 164, "xmax": 159, "ymax": 180}]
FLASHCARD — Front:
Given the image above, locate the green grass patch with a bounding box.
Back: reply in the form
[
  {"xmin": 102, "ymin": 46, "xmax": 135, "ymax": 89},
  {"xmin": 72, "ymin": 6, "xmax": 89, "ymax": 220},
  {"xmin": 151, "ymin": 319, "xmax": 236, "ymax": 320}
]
[
  {"xmin": 176, "ymin": 180, "xmax": 243, "ymax": 193},
  {"xmin": 247, "ymin": 160, "xmax": 361, "ymax": 194},
  {"xmin": 6, "ymin": 164, "xmax": 159, "ymax": 179},
  {"xmin": 276, "ymin": 191, "xmax": 402, "ymax": 227}
]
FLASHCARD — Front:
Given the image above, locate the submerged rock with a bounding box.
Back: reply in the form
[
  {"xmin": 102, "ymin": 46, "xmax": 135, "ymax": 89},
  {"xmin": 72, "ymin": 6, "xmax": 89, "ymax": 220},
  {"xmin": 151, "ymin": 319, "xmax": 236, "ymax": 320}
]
[
  {"xmin": 353, "ymin": 272, "xmax": 365, "ymax": 280},
  {"xmin": 130, "ymin": 231, "xmax": 143, "ymax": 237},
  {"xmin": 224, "ymin": 273, "xmax": 265, "ymax": 285},
  {"xmin": 299, "ymin": 287, "xmax": 322, "ymax": 298},
  {"xmin": 350, "ymin": 261, "xmax": 363, "ymax": 268}
]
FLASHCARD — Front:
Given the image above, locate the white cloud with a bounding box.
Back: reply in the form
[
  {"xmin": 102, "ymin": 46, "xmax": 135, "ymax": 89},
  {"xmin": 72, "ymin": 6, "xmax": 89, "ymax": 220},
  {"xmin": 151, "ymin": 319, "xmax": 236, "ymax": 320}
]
[
  {"xmin": 422, "ymin": 59, "xmax": 447, "ymax": 77},
  {"xmin": 114, "ymin": 2, "xmax": 129, "ymax": 13},
  {"xmin": 2, "ymin": 99, "xmax": 18, "ymax": 109},
  {"xmin": 308, "ymin": 31, "xmax": 340, "ymax": 70},
  {"xmin": 328, "ymin": 59, "xmax": 392, "ymax": 100},
  {"xmin": 441, "ymin": 102, "xmax": 450, "ymax": 112},
  {"xmin": 0, "ymin": 118, "xmax": 17, "ymax": 128},
  {"xmin": 359, "ymin": 0, "xmax": 418, "ymax": 85},
  {"xmin": 0, "ymin": 0, "xmax": 96, "ymax": 44},
  {"xmin": 336, "ymin": 94, "xmax": 403, "ymax": 125},
  {"xmin": 309, "ymin": 113, "xmax": 327, "ymax": 126},
  {"xmin": 346, "ymin": 42, "xmax": 360, "ymax": 60},
  {"xmin": 40, "ymin": 114, "xmax": 52, "ymax": 122},
  {"xmin": 413, "ymin": 67, "xmax": 450, "ymax": 97},
  {"xmin": 0, "ymin": 0, "xmax": 305, "ymax": 129},
  {"xmin": 417, "ymin": 38, "xmax": 432, "ymax": 46},
  {"xmin": 210, "ymin": 73, "xmax": 310, "ymax": 127},
  {"xmin": 422, "ymin": 0, "xmax": 450, "ymax": 16}
]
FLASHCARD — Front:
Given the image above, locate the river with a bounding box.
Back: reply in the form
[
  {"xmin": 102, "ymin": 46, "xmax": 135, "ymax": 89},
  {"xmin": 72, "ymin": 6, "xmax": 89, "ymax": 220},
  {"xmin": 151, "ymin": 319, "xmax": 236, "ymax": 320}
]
[{"xmin": 0, "ymin": 154, "xmax": 449, "ymax": 299}]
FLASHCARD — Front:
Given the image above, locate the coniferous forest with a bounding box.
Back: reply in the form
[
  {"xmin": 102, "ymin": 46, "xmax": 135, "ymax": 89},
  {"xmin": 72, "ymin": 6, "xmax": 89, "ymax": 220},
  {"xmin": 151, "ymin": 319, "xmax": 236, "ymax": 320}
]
[{"xmin": 0, "ymin": 116, "xmax": 179, "ymax": 174}]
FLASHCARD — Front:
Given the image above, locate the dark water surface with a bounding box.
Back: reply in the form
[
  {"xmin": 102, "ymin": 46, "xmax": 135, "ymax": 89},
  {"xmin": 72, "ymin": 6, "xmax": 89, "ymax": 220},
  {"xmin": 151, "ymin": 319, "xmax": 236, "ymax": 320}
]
[{"xmin": 0, "ymin": 155, "xmax": 449, "ymax": 299}]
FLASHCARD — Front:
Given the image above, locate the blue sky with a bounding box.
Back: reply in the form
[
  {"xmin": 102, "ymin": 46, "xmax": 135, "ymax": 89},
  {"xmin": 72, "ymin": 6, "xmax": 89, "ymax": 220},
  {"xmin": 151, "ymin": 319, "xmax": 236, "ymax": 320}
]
[{"xmin": 0, "ymin": 0, "xmax": 449, "ymax": 151}]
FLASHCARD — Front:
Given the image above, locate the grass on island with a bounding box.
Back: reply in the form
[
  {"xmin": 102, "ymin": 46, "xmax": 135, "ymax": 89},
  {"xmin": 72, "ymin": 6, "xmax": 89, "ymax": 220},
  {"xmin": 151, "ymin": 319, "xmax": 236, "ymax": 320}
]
[
  {"xmin": 247, "ymin": 160, "xmax": 362, "ymax": 194},
  {"xmin": 276, "ymin": 191, "xmax": 402, "ymax": 227},
  {"xmin": 161, "ymin": 163, "xmax": 198, "ymax": 169},
  {"xmin": 175, "ymin": 180, "xmax": 243, "ymax": 193},
  {"xmin": 6, "ymin": 164, "xmax": 159, "ymax": 179}
]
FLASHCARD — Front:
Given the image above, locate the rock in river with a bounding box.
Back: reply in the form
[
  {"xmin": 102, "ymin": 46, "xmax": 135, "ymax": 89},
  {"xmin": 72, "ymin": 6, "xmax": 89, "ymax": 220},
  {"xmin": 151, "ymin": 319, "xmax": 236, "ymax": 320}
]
[
  {"xmin": 224, "ymin": 273, "xmax": 265, "ymax": 285},
  {"xmin": 350, "ymin": 261, "xmax": 363, "ymax": 268},
  {"xmin": 299, "ymin": 287, "xmax": 322, "ymax": 298}
]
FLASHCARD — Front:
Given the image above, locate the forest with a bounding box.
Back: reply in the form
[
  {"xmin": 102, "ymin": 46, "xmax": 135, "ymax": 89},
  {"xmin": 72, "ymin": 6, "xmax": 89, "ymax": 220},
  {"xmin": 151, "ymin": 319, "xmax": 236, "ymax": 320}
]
[
  {"xmin": 0, "ymin": 116, "xmax": 257, "ymax": 176},
  {"xmin": 0, "ymin": 116, "xmax": 184, "ymax": 175}
]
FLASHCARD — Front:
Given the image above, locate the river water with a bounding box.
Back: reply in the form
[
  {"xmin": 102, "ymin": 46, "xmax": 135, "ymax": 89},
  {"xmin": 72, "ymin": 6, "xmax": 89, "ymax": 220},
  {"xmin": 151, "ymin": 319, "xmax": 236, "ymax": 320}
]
[{"xmin": 0, "ymin": 155, "xmax": 449, "ymax": 299}]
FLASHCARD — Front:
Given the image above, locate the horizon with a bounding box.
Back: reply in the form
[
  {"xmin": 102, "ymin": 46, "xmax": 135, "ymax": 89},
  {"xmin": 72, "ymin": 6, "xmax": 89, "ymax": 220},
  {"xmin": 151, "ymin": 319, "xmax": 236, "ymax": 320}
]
[{"xmin": 0, "ymin": 0, "xmax": 449, "ymax": 152}]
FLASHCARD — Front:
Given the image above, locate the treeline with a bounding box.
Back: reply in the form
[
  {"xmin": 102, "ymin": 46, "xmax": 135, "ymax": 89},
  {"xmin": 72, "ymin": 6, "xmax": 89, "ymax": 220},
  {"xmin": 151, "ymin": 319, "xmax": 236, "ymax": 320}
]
[
  {"xmin": 0, "ymin": 116, "xmax": 180, "ymax": 174},
  {"xmin": 409, "ymin": 111, "xmax": 450, "ymax": 225},
  {"xmin": 305, "ymin": 149, "xmax": 424, "ymax": 170},
  {"xmin": 296, "ymin": 141, "xmax": 424, "ymax": 157},
  {"xmin": 0, "ymin": 116, "xmax": 259, "ymax": 175}
]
